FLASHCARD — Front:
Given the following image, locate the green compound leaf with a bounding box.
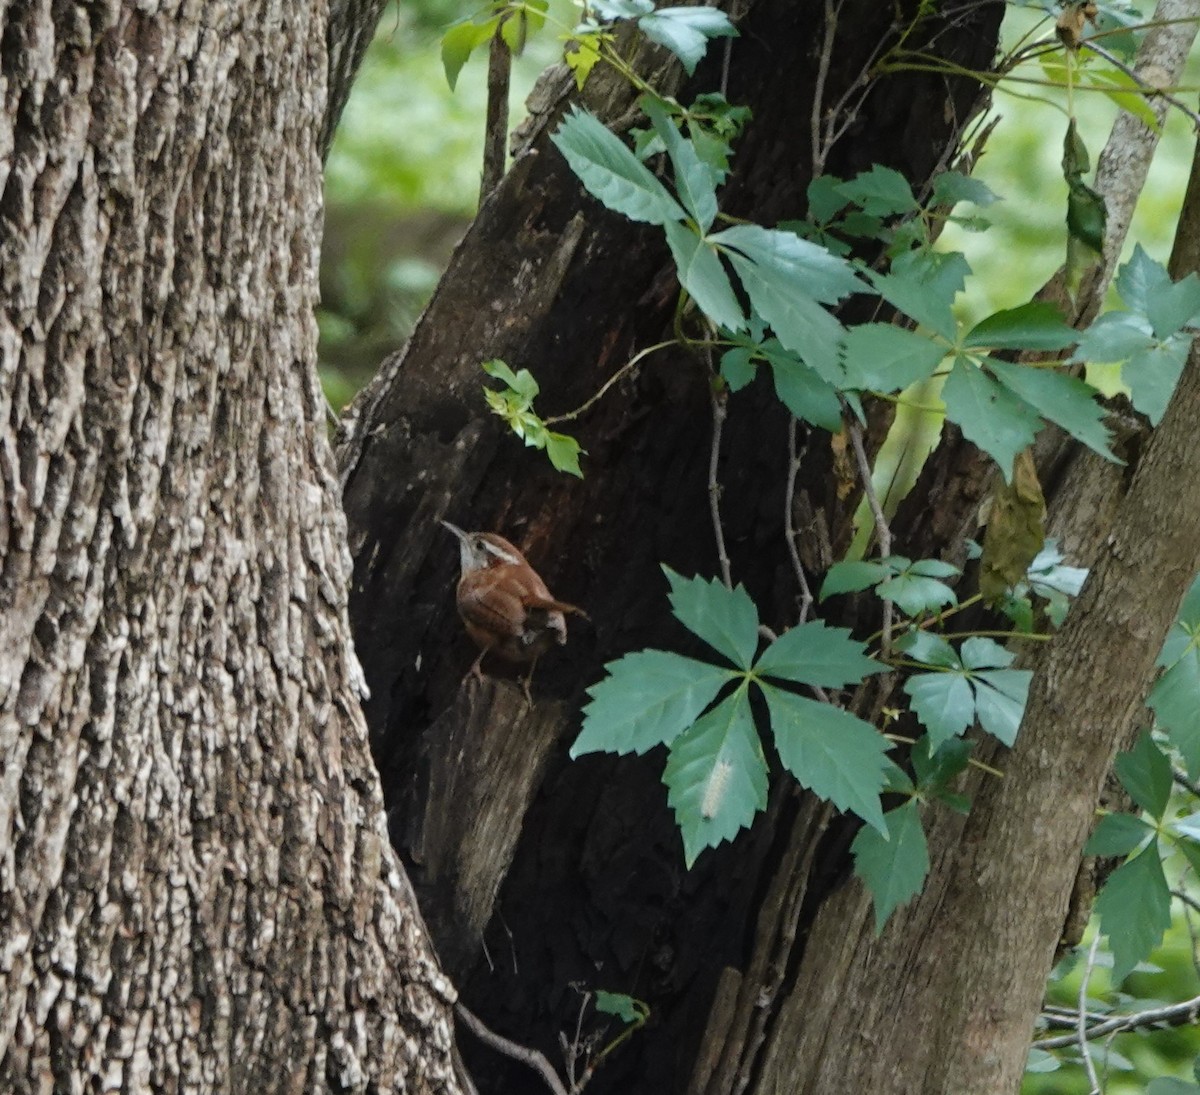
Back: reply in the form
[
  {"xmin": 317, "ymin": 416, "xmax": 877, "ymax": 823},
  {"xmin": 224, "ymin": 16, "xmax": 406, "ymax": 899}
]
[
  {"xmin": 869, "ymin": 267, "xmax": 958, "ymax": 342},
  {"xmin": 711, "ymin": 224, "xmax": 864, "ymax": 303},
  {"xmin": 931, "ymin": 171, "xmax": 1000, "ymax": 209},
  {"xmin": 1124, "ymin": 335, "xmax": 1190, "ymax": 426},
  {"xmin": 961, "ymin": 302, "xmax": 1077, "ymax": 352},
  {"xmin": 910, "ymin": 734, "xmax": 973, "ymax": 791},
  {"xmin": 552, "ymin": 106, "xmax": 687, "ymax": 225},
  {"xmin": 1113, "ymin": 732, "xmax": 1173, "ymax": 821},
  {"xmin": 877, "ymin": 569, "xmax": 957, "ymax": 617},
  {"xmin": 755, "ymin": 620, "xmax": 882, "ymax": 689},
  {"xmin": 840, "ymin": 323, "xmax": 948, "ymax": 393},
  {"xmin": 837, "ymin": 165, "xmax": 918, "ymax": 217},
  {"xmin": 853, "ymin": 799, "xmax": 930, "ymax": 933},
  {"xmin": 664, "ymin": 221, "xmax": 744, "ymax": 331},
  {"xmin": 664, "ymin": 566, "xmax": 760, "ymax": 669},
  {"xmin": 971, "ymin": 670, "xmax": 1030, "ymax": 745},
  {"xmin": 986, "ymin": 360, "xmax": 1115, "ymax": 461},
  {"xmin": 642, "ymin": 96, "xmax": 718, "ymax": 232},
  {"xmin": 572, "ymin": 650, "xmax": 736, "ymax": 757},
  {"xmin": 1084, "ymin": 812, "xmax": 1153, "ymax": 857},
  {"xmin": 820, "ymin": 560, "xmax": 891, "ymax": 599},
  {"xmin": 664, "ymin": 688, "xmax": 767, "ymax": 866},
  {"xmin": 1095, "ymin": 839, "xmax": 1172, "ymax": 984},
  {"xmin": 1073, "ymin": 310, "xmax": 1156, "ymax": 364},
  {"xmin": 725, "ymin": 252, "xmax": 846, "ymax": 379},
  {"xmin": 959, "ymin": 636, "xmax": 1014, "ymax": 669},
  {"xmin": 942, "ymin": 356, "xmax": 1039, "ymax": 482},
  {"xmin": 764, "ymin": 345, "xmax": 843, "ymax": 431},
  {"xmin": 761, "ymin": 684, "xmax": 889, "ymax": 834},
  {"xmin": 895, "ymin": 629, "xmax": 959, "ymax": 668},
  {"xmin": 720, "ymin": 346, "xmax": 756, "ymax": 391},
  {"xmin": 904, "ymin": 672, "xmax": 975, "ymax": 750},
  {"xmin": 637, "ymin": 5, "xmax": 737, "ymax": 76},
  {"xmin": 1117, "ymin": 243, "xmax": 1200, "ymax": 336},
  {"xmin": 1150, "ymin": 636, "xmax": 1200, "ymax": 778}
]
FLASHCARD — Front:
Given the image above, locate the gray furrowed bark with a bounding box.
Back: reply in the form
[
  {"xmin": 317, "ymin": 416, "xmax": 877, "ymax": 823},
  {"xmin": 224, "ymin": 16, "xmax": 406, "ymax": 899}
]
[{"xmin": 0, "ymin": 3, "xmax": 460, "ymax": 1091}]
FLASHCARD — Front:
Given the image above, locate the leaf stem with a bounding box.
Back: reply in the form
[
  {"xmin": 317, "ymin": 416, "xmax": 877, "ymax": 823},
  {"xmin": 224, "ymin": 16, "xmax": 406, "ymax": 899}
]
[{"xmin": 544, "ymin": 340, "xmax": 677, "ymax": 425}]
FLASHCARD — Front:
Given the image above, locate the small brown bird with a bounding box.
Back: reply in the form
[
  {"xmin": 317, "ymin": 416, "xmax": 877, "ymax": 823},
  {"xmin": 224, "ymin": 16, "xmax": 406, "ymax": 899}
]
[{"xmin": 441, "ymin": 520, "xmax": 586, "ymax": 699}]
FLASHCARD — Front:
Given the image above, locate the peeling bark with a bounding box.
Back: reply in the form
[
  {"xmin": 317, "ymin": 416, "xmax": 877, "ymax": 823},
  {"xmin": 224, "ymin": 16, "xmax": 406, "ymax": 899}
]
[{"xmin": 0, "ymin": 3, "xmax": 461, "ymax": 1091}]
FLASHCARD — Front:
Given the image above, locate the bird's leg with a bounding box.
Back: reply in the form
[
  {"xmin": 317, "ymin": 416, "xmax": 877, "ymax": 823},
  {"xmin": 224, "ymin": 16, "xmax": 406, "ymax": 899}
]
[
  {"xmin": 464, "ymin": 647, "xmax": 489, "ymax": 691},
  {"xmin": 520, "ymin": 656, "xmax": 540, "ymax": 708}
]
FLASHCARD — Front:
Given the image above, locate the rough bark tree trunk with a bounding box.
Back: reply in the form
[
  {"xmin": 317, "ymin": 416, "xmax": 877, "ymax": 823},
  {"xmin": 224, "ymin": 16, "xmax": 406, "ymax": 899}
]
[{"xmin": 0, "ymin": 2, "xmax": 463, "ymax": 1091}]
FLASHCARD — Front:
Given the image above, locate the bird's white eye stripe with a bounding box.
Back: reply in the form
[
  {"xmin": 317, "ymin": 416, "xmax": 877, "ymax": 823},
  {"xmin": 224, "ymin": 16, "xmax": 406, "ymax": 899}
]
[{"xmin": 481, "ymin": 540, "xmax": 520, "ymax": 565}]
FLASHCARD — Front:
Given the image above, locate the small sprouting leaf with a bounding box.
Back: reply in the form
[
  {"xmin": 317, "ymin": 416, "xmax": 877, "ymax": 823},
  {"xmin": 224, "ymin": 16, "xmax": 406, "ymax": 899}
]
[
  {"xmin": 565, "ymin": 31, "xmax": 605, "ymax": 89},
  {"xmin": 905, "ymin": 671, "xmax": 975, "ymax": 749},
  {"xmin": 840, "ymin": 323, "xmax": 948, "ymax": 393},
  {"xmin": 483, "ymin": 358, "xmax": 539, "ymax": 402},
  {"xmin": 664, "ymin": 567, "xmax": 760, "ymax": 669},
  {"xmin": 1084, "ymin": 812, "xmax": 1153, "ymax": 857},
  {"xmin": 837, "ymin": 165, "xmax": 918, "ymax": 217},
  {"xmin": 910, "ymin": 734, "xmax": 973, "ymax": 790},
  {"xmin": 664, "ymin": 688, "xmax": 767, "ymax": 865},
  {"xmin": 931, "ymin": 171, "xmax": 1000, "ymax": 209},
  {"xmin": 1113, "ymin": 732, "xmax": 1173, "ymax": 821},
  {"xmin": 546, "ymin": 432, "xmax": 585, "ymax": 477},
  {"xmin": 593, "ymin": 991, "xmax": 645, "ymax": 1024},
  {"xmin": 961, "ymin": 302, "xmax": 1077, "ymax": 352},
  {"xmin": 755, "ymin": 620, "xmax": 882, "ymax": 688},
  {"xmin": 1063, "ymin": 120, "xmax": 1107, "ymax": 256},
  {"xmin": 573, "ymin": 650, "xmax": 736, "ymax": 756},
  {"xmin": 820, "ymin": 560, "xmax": 891, "ymax": 599},
  {"xmin": 636, "ymin": 5, "xmax": 738, "ymax": 75},
  {"xmin": 664, "ymin": 221, "xmax": 744, "ymax": 331},
  {"xmin": 1095, "ymin": 839, "xmax": 1171, "ymax": 984},
  {"xmin": 942, "ymin": 356, "xmax": 1039, "ymax": 482},
  {"xmin": 987, "ymin": 360, "xmax": 1115, "ymax": 461},
  {"xmin": 441, "ymin": 17, "xmax": 499, "ymax": 90},
  {"xmin": 552, "ymin": 106, "xmax": 687, "ymax": 225},
  {"xmin": 853, "ymin": 799, "xmax": 930, "ymax": 933},
  {"xmin": 762, "ymin": 684, "xmax": 889, "ymax": 833}
]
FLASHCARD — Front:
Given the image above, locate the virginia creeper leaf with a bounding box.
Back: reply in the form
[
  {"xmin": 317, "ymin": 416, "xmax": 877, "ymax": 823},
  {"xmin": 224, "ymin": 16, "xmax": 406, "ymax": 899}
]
[
  {"xmin": 664, "ymin": 567, "xmax": 760, "ymax": 668},
  {"xmin": 840, "ymin": 323, "xmax": 948, "ymax": 393},
  {"xmin": 573, "ymin": 650, "xmax": 736, "ymax": 756},
  {"xmin": 962, "ymin": 302, "xmax": 1077, "ymax": 352},
  {"xmin": 1084, "ymin": 812, "xmax": 1153, "ymax": 857},
  {"xmin": 853, "ymin": 799, "xmax": 930, "ymax": 933},
  {"xmin": 986, "ymin": 359, "xmax": 1114, "ymax": 460},
  {"xmin": 1113, "ymin": 732, "xmax": 1172, "ymax": 821},
  {"xmin": 942, "ymin": 356, "xmax": 1039, "ymax": 481},
  {"xmin": 755, "ymin": 620, "xmax": 882, "ymax": 688},
  {"xmin": 1095, "ymin": 839, "xmax": 1171, "ymax": 984},
  {"xmin": 664, "ymin": 221, "xmax": 744, "ymax": 331},
  {"xmin": 904, "ymin": 671, "xmax": 975, "ymax": 749},
  {"xmin": 642, "ymin": 96, "xmax": 718, "ymax": 231},
  {"xmin": 637, "ymin": 5, "xmax": 737, "ymax": 75}
]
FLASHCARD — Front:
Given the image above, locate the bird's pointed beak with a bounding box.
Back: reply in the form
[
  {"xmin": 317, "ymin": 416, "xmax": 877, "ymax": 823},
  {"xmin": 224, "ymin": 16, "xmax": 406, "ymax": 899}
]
[{"xmin": 440, "ymin": 519, "xmax": 468, "ymax": 542}]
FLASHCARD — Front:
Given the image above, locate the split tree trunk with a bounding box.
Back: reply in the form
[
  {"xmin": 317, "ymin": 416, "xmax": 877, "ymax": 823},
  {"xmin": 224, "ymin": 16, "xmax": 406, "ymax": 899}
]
[{"xmin": 0, "ymin": 2, "xmax": 463, "ymax": 1091}]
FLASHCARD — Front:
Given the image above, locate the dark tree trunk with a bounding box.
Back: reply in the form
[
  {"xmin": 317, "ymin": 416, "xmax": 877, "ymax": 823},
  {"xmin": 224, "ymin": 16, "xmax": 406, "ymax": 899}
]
[
  {"xmin": 335, "ymin": 1, "xmax": 1036, "ymax": 1091},
  {"xmin": 0, "ymin": 2, "xmax": 464, "ymax": 1090}
]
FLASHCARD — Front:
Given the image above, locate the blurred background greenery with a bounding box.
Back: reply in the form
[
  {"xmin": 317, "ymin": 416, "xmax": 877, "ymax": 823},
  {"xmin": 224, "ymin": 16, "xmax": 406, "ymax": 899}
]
[{"xmin": 319, "ymin": 2, "xmax": 1200, "ymax": 1089}]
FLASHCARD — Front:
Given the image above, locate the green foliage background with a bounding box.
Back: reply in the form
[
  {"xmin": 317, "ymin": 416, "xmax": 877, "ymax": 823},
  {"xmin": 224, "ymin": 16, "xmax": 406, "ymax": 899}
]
[{"xmin": 321, "ymin": 3, "xmax": 1200, "ymax": 1089}]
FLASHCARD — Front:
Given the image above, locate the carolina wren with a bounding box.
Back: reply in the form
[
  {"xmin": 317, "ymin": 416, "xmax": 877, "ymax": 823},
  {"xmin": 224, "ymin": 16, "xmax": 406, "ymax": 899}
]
[{"xmin": 441, "ymin": 521, "xmax": 585, "ymax": 697}]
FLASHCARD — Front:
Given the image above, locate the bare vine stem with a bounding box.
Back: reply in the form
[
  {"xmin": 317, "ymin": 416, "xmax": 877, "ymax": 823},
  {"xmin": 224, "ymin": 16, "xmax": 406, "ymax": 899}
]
[
  {"xmin": 1078, "ymin": 934, "xmax": 1103, "ymax": 1095},
  {"xmin": 708, "ymin": 383, "xmax": 733, "ymax": 589},
  {"xmin": 456, "ymin": 1003, "xmax": 570, "ymax": 1095},
  {"xmin": 543, "ymin": 340, "xmax": 677, "ymax": 426},
  {"xmin": 1033, "ymin": 990, "xmax": 1200, "ymax": 1051},
  {"xmin": 1082, "ymin": 38, "xmax": 1200, "ymax": 129},
  {"xmin": 848, "ymin": 421, "xmax": 894, "ymax": 654},
  {"xmin": 784, "ymin": 417, "xmax": 817, "ymax": 626}
]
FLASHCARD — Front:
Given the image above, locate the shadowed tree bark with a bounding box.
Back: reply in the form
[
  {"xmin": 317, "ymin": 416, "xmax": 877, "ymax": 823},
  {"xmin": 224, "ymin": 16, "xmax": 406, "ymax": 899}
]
[{"xmin": 0, "ymin": 2, "xmax": 464, "ymax": 1090}]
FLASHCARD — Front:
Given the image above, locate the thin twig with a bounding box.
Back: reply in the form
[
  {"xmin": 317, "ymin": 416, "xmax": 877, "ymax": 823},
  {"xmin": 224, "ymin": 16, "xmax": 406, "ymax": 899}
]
[
  {"xmin": 783, "ymin": 417, "xmax": 817, "ymax": 626},
  {"xmin": 848, "ymin": 421, "xmax": 893, "ymax": 654},
  {"xmin": 1033, "ymin": 992, "xmax": 1200, "ymax": 1050},
  {"xmin": 708, "ymin": 384, "xmax": 733, "ymax": 588},
  {"xmin": 456, "ymin": 1003, "xmax": 570, "ymax": 1095},
  {"xmin": 543, "ymin": 340, "xmax": 676, "ymax": 426},
  {"xmin": 810, "ymin": 0, "xmax": 839, "ymax": 176},
  {"xmin": 1078, "ymin": 934, "xmax": 1103, "ymax": 1094},
  {"xmin": 1083, "ymin": 39, "xmax": 1200, "ymax": 131}
]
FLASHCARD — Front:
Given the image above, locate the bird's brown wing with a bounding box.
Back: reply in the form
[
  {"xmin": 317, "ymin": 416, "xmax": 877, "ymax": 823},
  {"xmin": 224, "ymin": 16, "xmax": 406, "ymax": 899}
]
[{"xmin": 458, "ymin": 572, "xmax": 527, "ymax": 639}]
